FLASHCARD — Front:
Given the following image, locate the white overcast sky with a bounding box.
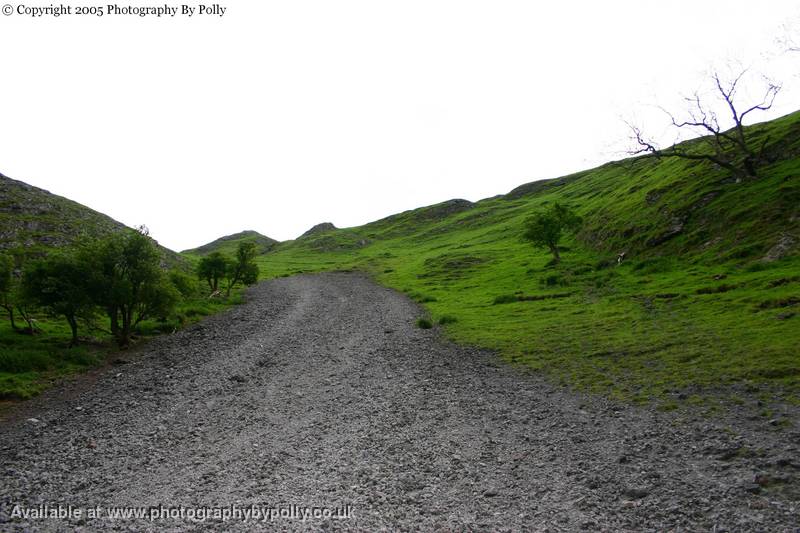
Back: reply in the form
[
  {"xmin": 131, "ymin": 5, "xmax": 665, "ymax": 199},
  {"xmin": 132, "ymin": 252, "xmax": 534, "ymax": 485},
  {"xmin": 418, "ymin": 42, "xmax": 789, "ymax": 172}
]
[{"xmin": 1, "ymin": 1, "xmax": 798, "ymax": 251}]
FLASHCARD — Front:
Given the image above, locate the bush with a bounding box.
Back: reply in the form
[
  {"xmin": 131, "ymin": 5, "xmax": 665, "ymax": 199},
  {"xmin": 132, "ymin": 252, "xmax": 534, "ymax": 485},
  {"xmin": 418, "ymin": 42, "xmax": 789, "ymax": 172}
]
[
  {"xmin": 438, "ymin": 315, "xmax": 458, "ymax": 325},
  {"xmin": 169, "ymin": 270, "xmax": 198, "ymax": 298},
  {"xmin": 416, "ymin": 318, "xmax": 433, "ymax": 329}
]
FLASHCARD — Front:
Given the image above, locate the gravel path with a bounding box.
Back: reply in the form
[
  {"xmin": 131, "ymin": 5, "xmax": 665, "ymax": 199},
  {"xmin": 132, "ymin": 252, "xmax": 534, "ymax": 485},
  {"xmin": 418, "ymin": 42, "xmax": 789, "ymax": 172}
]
[{"xmin": 1, "ymin": 272, "xmax": 798, "ymax": 531}]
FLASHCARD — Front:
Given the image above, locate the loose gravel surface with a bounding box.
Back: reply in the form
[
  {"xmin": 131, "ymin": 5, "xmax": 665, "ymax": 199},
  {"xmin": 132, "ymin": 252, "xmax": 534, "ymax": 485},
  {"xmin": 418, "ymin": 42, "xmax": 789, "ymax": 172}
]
[{"xmin": 1, "ymin": 273, "xmax": 799, "ymax": 532}]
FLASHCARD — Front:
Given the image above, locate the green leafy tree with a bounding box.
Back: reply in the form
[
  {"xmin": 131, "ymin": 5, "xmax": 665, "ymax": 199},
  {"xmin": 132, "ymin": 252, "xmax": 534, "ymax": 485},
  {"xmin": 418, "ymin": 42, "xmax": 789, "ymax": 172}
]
[
  {"xmin": 21, "ymin": 253, "xmax": 96, "ymax": 346},
  {"xmin": 82, "ymin": 227, "xmax": 179, "ymax": 347},
  {"xmin": 522, "ymin": 203, "xmax": 582, "ymax": 264},
  {"xmin": 225, "ymin": 241, "xmax": 260, "ymax": 296},
  {"xmin": 197, "ymin": 252, "xmax": 229, "ymax": 294}
]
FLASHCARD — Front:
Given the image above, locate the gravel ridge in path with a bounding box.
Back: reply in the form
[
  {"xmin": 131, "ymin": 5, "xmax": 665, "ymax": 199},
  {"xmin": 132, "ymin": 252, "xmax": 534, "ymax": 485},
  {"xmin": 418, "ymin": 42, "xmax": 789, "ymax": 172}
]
[{"xmin": 1, "ymin": 272, "xmax": 798, "ymax": 531}]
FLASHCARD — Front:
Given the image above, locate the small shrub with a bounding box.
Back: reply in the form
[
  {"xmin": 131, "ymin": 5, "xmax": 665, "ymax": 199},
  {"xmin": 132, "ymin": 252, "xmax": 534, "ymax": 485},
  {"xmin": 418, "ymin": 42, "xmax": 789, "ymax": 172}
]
[
  {"xmin": 416, "ymin": 318, "xmax": 433, "ymax": 329},
  {"xmin": 438, "ymin": 315, "xmax": 458, "ymax": 325},
  {"xmin": 418, "ymin": 295, "xmax": 438, "ymax": 303}
]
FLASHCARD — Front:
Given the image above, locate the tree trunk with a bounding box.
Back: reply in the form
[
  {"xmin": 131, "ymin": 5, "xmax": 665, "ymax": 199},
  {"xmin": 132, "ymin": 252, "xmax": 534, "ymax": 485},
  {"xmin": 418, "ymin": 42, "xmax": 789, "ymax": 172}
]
[
  {"xmin": 225, "ymin": 275, "xmax": 238, "ymax": 297},
  {"xmin": 742, "ymin": 156, "xmax": 758, "ymax": 179},
  {"xmin": 16, "ymin": 306, "xmax": 36, "ymax": 334},
  {"xmin": 67, "ymin": 315, "xmax": 79, "ymax": 347},
  {"xmin": 550, "ymin": 244, "xmax": 561, "ymax": 263},
  {"xmin": 117, "ymin": 307, "xmax": 132, "ymax": 348},
  {"xmin": 2, "ymin": 304, "xmax": 17, "ymax": 331}
]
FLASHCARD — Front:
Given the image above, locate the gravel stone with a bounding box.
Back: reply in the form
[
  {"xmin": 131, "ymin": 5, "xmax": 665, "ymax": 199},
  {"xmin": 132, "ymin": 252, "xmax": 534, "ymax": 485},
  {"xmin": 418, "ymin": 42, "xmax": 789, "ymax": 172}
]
[{"xmin": 0, "ymin": 273, "xmax": 798, "ymax": 531}]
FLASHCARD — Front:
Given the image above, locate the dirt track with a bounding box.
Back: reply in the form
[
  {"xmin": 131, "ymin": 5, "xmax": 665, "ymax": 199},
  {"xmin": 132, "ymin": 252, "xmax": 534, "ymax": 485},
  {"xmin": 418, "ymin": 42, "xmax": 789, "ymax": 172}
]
[{"xmin": 1, "ymin": 273, "xmax": 798, "ymax": 531}]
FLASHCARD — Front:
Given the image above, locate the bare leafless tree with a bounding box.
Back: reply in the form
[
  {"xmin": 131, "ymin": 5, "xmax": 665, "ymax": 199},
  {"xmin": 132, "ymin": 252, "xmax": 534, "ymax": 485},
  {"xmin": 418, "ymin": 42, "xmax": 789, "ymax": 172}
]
[{"xmin": 627, "ymin": 70, "xmax": 781, "ymax": 181}]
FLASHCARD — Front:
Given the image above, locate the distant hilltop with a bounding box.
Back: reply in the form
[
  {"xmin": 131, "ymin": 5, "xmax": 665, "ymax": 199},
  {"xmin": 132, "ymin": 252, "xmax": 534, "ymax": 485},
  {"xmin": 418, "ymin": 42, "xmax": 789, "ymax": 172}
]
[{"xmin": 181, "ymin": 230, "xmax": 278, "ymax": 256}]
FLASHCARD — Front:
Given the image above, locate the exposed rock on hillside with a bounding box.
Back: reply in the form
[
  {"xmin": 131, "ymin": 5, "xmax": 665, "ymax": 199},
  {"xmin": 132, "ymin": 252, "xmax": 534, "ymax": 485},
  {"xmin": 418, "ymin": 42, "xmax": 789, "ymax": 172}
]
[
  {"xmin": 300, "ymin": 222, "xmax": 337, "ymax": 238},
  {"xmin": 0, "ymin": 172, "xmax": 181, "ymax": 264}
]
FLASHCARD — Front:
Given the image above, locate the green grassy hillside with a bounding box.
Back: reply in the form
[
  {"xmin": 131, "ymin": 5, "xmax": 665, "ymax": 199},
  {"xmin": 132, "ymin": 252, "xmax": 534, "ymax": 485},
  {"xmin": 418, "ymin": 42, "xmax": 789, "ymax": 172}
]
[
  {"xmin": 182, "ymin": 230, "xmax": 278, "ymax": 257},
  {"xmin": 0, "ymin": 173, "xmax": 182, "ymax": 266},
  {"xmin": 0, "ymin": 174, "xmax": 218, "ymax": 400},
  {"xmin": 255, "ymin": 111, "xmax": 800, "ymax": 406}
]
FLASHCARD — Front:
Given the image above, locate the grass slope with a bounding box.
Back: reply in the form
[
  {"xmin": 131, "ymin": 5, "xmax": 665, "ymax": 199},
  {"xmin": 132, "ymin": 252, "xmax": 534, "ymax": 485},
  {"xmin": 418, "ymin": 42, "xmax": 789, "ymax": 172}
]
[
  {"xmin": 256, "ymin": 111, "xmax": 800, "ymax": 406},
  {"xmin": 0, "ymin": 173, "xmax": 182, "ymax": 265}
]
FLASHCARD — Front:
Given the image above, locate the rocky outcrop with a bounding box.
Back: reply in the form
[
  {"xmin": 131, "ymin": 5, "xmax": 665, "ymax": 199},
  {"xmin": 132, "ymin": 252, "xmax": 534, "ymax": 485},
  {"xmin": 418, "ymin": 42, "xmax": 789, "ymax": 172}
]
[
  {"xmin": 0, "ymin": 172, "xmax": 181, "ymax": 264},
  {"xmin": 300, "ymin": 222, "xmax": 337, "ymax": 238}
]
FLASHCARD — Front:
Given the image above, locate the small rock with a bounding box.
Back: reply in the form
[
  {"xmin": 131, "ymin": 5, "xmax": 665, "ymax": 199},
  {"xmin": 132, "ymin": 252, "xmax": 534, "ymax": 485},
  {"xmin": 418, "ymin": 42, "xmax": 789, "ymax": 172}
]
[
  {"xmin": 622, "ymin": 486, "xmax": 650, "ymax": 499},
  {"xmin": 482, "ymin": 489, "xmax": 498, "ymax": 497},
  {"xmin": 26, "ymin": 418, "xmax": 40, "ymax": 424},
  {"xmin": 743, "ymin": 483, "xmax": 762, "ymax": 494},
  {"xmin": 754, "ymin": 474, "xmax": 771, "ymax": 487}
]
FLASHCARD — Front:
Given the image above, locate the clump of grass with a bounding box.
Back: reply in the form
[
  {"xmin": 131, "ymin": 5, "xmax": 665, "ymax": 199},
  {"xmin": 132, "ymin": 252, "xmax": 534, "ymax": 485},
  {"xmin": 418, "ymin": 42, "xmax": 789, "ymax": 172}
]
[
  {"xmin": 758, "ymin": 297, "xmax": 800, "ymax": 309},
  {"xmin": 438, "ymin": 315, "xmax": 458, "ymax": 325},
  {"xmin": 408, "ymin": 291, "xmax": 438, "ymax": 303},
  {"xmin": 0, "ymin": 349, "xmax": 53, "ymax": 373},
  {"xmin": 632, "ymin": 257, "xmax": 675, "ymax": 274},
  {"xmin": 416, "ymin": 318, "xmax": 433, "ymax": 329},
  {"xmin": 695, "ymin": 284, "xmax": 738, "ymax": 295},
  {"xmin": 540, "ymin": 274, "xmax": 567, "ymax": 287},
  {"xmin": 493, "ymin": 293, "xmax": 572, "ymax": 305}
]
